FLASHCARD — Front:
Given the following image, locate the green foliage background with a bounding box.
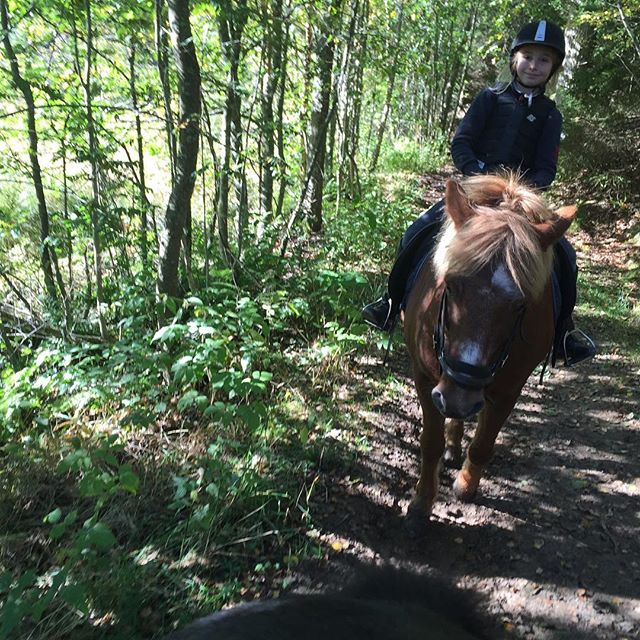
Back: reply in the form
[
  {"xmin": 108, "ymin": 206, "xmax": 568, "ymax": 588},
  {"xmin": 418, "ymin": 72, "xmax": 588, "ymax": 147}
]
[{"xmin": 0, "ymin": 0, "xmax": 638, "ymax": 637}]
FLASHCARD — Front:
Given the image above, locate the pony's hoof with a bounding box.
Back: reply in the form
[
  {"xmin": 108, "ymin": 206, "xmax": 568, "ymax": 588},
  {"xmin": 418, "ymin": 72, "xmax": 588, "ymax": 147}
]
[
  {"xmin": 452, "ymin": 474, "xmax": 478, "ymax": 502},
  {"xmin": 405, "ymin": 499, "xmax": 432, "ymax": 537},
  {"xmin": 443, "ymin": 446, "xmax": 462, "ymax": 469}
]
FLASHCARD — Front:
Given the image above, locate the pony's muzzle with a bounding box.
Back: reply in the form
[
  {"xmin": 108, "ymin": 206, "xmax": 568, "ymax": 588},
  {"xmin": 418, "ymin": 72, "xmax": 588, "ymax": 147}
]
[{"xmin": 431, "ymin": 380, "xmax": 485, "ymax": 419}]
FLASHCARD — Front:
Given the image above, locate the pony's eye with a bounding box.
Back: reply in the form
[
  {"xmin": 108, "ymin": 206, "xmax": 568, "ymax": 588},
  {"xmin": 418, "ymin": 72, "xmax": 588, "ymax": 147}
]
[{"xmin": 446, "ymin": 280, "xmax": 462, "ymax": 297}]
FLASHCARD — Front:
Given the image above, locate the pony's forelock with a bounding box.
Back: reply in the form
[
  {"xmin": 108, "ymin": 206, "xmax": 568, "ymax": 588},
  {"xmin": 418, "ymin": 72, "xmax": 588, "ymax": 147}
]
[
  {"xmin": 433, "ymin": 174, "xmax": 554, "ymax": 298},
  {"xmin": 461, "ymin": 173, "xmax": 554, "ymax": 223}
]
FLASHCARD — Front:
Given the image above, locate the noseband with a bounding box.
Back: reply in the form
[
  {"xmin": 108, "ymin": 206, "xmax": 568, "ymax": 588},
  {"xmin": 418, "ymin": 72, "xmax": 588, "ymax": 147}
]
[{"xmin": 433, "ymin": 287, "xmax": 525, "ymax": 390}]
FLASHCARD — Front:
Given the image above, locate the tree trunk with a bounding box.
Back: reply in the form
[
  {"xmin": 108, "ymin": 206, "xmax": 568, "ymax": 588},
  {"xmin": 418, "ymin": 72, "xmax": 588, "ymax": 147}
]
[
  {"xmin": 201, "ymin": 96, "xmax": 220, "ymax": 263},
  {"xmin": 217, "ymin": 99, "xmax": 234, "ymax": 269},
  {"xmin": 1, "ymin": 0, "xmax": 60, "ymax": 306},
  {"xmin": 258, "ymin": 0, "xmax": 284, "ymax": 229},
  {"xmin": 82, "ymin": 0, "xmax": 108, "ymax": 339},
  {"xmin": 446, "ymin": 5, "xmax": 478, "ymax": 136},
  {"xmin": 157, "ymin": 0, "xmax": 202, "ymax": 298},
  {"xmin": 155, "ymin": 0, "xmax": 177, "ymax": 183},
  {"xmin": 301, "ymin": 0, "xmax": 342, "ymax": 233},
  {"xmin": 616, "ymin": 0, "xmax": 640, "ymax": 62},
  {"xmin": 300, "ymin": 20, "xmax": 314, "ymax": 183},
  {"xmin": 128, "ymin": 41, "xmax": 151, "ymax": 268},
  {"xmin": 335, "ymin": 0, "xmax": 366, "ymax": 202},
  {"xmin": 61, "ymin": 120, "xmax": 73, "ymax": 289},
  {"xmin": 217, "ymin": 0, "xmax": 248, "ymax": 265},
  {"xmin": 369, "ymin": 0, "xmax": 404, "ymax": 171},
  {"xmin": 274, "ymin": 17, "xmax": 290, "ymax": 221}
]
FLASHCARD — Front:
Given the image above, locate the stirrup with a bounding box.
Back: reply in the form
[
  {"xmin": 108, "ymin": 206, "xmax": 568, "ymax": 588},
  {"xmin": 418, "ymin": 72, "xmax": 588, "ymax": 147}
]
[
  {"xmin": 563, "ymin": 328, "xmax": 596, "ymax": 367},
  {"xmin": 362, "ymin": 296, "xmax": 394, "ymax": 332}
]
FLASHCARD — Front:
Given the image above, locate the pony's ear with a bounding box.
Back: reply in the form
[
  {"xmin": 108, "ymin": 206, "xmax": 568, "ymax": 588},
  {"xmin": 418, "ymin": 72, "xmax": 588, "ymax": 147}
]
[
  {"xmin": 445, "ymin": 178, "xmax": 475, "ymax": 228},
  {"xmin": 535, "ymin": 205, "xmax": 577, "ymax": 250}
]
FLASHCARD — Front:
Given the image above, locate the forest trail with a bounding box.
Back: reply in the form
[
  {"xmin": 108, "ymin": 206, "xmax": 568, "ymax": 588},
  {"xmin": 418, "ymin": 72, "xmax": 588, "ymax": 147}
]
[{"xmin": 296, "ymin": 216, "xmax": 640, "ymax": 639}]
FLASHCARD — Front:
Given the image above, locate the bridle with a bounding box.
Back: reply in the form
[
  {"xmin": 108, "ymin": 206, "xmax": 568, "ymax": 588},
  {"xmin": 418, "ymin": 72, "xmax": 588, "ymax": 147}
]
[{"xmin": 432, "ymin": 287, "xmax": 525, "ymax": 390}]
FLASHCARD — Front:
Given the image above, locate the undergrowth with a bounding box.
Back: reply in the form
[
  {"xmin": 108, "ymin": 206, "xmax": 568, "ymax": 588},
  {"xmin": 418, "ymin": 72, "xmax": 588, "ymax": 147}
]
[
  {"xmin": 2, "ymin": 155, "xmax": 637, "ymax": 638},
  {"xmin": 0, "ymin": 173, "xmax": 421, "ymax": 639}
]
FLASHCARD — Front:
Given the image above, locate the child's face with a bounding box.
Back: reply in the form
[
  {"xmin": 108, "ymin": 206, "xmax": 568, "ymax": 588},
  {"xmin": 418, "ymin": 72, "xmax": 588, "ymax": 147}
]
[{"xmin": 513, "ymin": 45, "xmax": 556, "ymax": 88}]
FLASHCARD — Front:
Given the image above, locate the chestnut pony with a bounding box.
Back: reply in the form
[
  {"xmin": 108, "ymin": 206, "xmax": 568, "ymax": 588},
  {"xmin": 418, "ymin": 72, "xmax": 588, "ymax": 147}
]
[{"xmin": 403, "ymin": 174, "xmax": 576, "ymax": 520}]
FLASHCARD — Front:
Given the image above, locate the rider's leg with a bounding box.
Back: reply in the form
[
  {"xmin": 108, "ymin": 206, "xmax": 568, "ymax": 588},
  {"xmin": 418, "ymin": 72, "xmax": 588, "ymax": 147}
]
[
  {"xmin": 555, "ymin": 237, "xmax": 596, "ymax": 366},
  {"xmin": 362, "ymin": 200, "xmax": 445, "ymax": 331}
]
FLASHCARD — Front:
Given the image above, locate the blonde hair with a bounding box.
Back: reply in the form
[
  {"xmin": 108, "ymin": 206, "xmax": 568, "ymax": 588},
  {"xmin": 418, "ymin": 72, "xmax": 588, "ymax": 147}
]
[{"xmin": 433, "ymin": 173, "xmax": 555, "ymax": 300}]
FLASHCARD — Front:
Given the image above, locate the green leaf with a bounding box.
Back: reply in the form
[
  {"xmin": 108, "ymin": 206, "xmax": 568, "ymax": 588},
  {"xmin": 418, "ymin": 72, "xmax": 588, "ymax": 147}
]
[
  {"xmin": 31, "ymin": 569, "xmax": 67, "ymax": 621},
  {"xmin": 85, "ymin": 522, "xmax": 117, "ymax": 551},
  {"xmin": 50, "ymin": 524, "xmax": 67, "ymax": 540},
  {"xmin": 204, "ymin": 401, "xmax": 228, "ymax": 417},
  {"xmin": 0, "ymin": 571, "xmax": 12, "ymax": 593},
  {"xmin": 58, "ymin": 449, "xmax": 91, "ymax": 473},
  {"xmin": 16, "ymin": 570, "xmax": 37, "ymax": 590},
  {"xmin": 177, "ymin": 389, "xmax": 199, "ymax": 411},
  {"xmin": 205, "ymin": 482, "xmax": 219, "ymax": 498},
  {"xmin": 120, "ymin": 410, "xmax": 154, "ymax": 427},
  {"xmin": 60, "ymin": 583, "xmax": 89, "ymax": 613},
  {"xmin": 236, "ymin": 405, "xmax": 262, "ymax": 431},
  {"xmin": 44, "ymin": 507, "xmax": 63, "ymax": 524},
  {"xmin": 173, "ymin": 475, "xmax": 189, "ymax": 501},
  {"xmin": 118, "ymin": 466, "xmax": 140, "ymax": 494},
  {"xmin": 93, "ymin": 449, "xmax": 118, "ymax": 467},
  {"xmin": 79, "ymin": 472, "xmax": 113, "ymax": 498},
  {"xmin": 34, "ymin": 414, "xmax": 49, "ymax": 427},
  {"xmin": 152, "ymin": 323, "xmax": 186, "ymax": 343}
]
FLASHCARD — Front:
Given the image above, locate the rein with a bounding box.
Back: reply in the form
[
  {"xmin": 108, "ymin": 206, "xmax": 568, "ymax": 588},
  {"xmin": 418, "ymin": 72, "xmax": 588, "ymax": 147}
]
[{"xmin": 432, "ymin": 287, "xmax": 525, "ymax": 390}]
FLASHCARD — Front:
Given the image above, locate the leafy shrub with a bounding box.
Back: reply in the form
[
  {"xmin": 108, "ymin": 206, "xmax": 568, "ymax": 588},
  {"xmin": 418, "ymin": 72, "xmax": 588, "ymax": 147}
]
[
  {"xmin": 0, "ymin": 434, "xmax": 139, "ymax": 639},
  {"xmin": 378, "ymin": 135, "xmax": 448, "ymax": 174}
]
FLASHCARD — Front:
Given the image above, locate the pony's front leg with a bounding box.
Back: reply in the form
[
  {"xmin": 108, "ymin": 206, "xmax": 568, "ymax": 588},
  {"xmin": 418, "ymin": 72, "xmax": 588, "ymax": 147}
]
[
  {"xmin": 443, "ymin": 418, "xmax": 464, "ymax": 468},
  {"xmin": 453, "ymin": 389, "xmax": 520, "ymax": 502},
  {"xmin": 408, "ymin": 373, "xmax": 445, "ymax": 521}
]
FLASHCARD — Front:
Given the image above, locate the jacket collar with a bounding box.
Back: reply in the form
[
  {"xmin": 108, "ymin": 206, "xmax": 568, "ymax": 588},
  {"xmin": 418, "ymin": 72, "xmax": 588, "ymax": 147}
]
[{"xmin": 511, "ymin": 79, "xmax": 544, "ymax": 107}]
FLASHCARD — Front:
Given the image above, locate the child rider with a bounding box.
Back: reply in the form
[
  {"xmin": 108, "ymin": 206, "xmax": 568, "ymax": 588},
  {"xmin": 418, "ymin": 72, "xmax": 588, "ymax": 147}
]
[{"xmin": 362, "ymin": 20, "xmax": 596, "ymax": 366}]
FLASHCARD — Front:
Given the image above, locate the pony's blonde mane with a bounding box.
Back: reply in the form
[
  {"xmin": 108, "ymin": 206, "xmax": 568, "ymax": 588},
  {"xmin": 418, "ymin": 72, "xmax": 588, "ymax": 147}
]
[{"xmin": 433, "ymin": 174, "xmax": 555, "ymax": 299}]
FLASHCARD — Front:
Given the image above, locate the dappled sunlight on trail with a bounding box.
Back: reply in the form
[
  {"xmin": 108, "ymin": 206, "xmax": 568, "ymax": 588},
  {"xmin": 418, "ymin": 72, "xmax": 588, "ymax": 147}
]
[{"xmin": 303, "ymin": 324, "xmax": 640, "ymax": 638}]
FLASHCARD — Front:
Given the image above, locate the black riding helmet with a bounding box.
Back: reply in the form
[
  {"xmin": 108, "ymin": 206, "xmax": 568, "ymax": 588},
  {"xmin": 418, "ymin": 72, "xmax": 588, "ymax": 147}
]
[{"xmin": 511, "ymin": 20, "xmax": 566, "ymax": 62}]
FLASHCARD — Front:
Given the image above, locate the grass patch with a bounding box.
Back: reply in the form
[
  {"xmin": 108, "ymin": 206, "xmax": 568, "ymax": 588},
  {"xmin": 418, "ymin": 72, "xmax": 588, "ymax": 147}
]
[{"xmin": 577, "ymin": 261, "xmax": 640, "ymax": 363}]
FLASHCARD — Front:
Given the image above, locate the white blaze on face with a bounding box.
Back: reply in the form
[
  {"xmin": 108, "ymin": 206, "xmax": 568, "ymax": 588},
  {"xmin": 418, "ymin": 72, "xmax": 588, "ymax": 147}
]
[
  {"xmin": 458, "ymin": 340, "xmax": 483, "ymax": 365},
  {"xmin": 457, "ymin": 265, "xmax": 520, "ymax": 366},
  {"xmin": 491, "ymin": 263, "xmax": 520, "ymax": 296}
]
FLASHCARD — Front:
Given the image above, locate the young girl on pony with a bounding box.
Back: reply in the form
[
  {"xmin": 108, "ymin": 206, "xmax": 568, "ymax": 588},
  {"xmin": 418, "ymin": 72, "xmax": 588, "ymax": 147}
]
[{"xmin": 363, "ymin": 19, "xmax": 596, "ymax": 366}]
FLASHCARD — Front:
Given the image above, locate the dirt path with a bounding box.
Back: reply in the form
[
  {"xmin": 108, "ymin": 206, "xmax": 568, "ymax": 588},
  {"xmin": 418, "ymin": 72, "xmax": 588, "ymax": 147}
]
[{"xmin": 298, "ymin": 234, "xmax": 640, "ymax": 639}]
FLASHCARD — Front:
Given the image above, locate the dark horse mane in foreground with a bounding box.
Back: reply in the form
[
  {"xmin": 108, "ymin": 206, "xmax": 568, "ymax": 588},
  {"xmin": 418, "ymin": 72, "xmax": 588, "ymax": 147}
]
[
  {"xmin": 164, "ymin": 566, "xmax": 492, "ymax": 639},
  {"xmin": 404, "ymin": 173, "xmax": 576, "ymax": 523}
]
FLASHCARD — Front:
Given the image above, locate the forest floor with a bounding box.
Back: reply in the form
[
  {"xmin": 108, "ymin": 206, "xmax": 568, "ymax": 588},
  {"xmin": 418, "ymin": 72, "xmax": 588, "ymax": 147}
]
[{"xmin": 283, "ymin": 177, "xmax": 640, "ymax": 639}]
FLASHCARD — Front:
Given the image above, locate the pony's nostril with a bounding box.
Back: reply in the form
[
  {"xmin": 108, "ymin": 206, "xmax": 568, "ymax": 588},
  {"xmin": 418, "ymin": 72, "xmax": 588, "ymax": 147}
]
[{"xmin": 431, "ymin": 388, "xmax": 445, "ymax": 413}]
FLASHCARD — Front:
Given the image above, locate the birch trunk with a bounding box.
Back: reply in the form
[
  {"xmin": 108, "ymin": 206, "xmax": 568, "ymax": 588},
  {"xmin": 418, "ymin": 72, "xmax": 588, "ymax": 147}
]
[{"xmin": 157, "ymin": 0, "xmax": 202, "ymax": 298}]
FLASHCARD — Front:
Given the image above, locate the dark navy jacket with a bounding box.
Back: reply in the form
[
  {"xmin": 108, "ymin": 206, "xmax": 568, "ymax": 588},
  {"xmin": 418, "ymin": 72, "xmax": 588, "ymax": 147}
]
[{"xmin": 450, "ymin": 82, "xmax": 562, "ymax": 189}]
